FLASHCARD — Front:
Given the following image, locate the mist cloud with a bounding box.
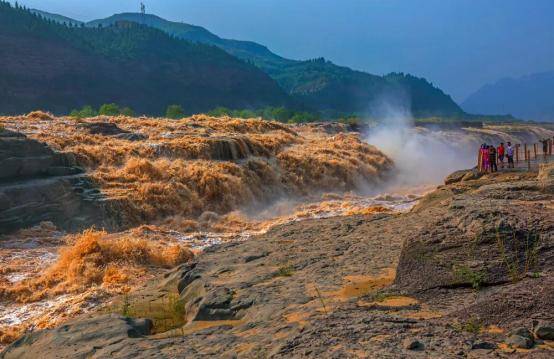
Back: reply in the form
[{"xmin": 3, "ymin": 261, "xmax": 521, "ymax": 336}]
[{"xmin": 364, "ymin": 98, "xmax": 476, "ymax": 187}]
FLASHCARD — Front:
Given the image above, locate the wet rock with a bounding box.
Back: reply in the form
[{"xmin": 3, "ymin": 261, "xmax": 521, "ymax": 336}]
[
  {"xmin": 534, "ymin": 321, "xmax": 554, "ymax": 340},
  {"xmin": 511, "ymin": 327, "xmax": 533, "ymax": 339},
  {"xmin": 505, "ymin": 335, "xmax": 533, "ymax": 349},
  {"xmin": 195, "ymin": 287, "xmax": 236, "ymax": 321},
  {"xmin": 177, "ymin": 269, "xmax": 201, "ymax": 294},
  {"xmin": 403, "ymin": 338, "xmax": 424, "ymax": 350},
  {"xmin": 79, "ymin": 122, "xmax": 128, "ymax": 136},
  {"xmin": 0, "ymin": 131, "xmax": 111, "ymax": 234},
  {"xmin": 46, "ymin": 166, "xmax": 83, "ymax": 176},
  {"xmin": 243, "ymin": 251, "xmax": 269, "ymax": 263},
  {"xmin": 461, "ymin": 170, "xmax": 480, "ymax": 182},
  {"xmin": 0, "ymin": 129, "xmax": 75, "ymax": 180},
  {"xmin": 506, "ymin": 327, "xmax": 534, "ymax": 349},
  {"xmin": 471, "ymin": 341, "xmax": 497, "ymax": 350},
  {"xmin": 445, "ymin": 169, "xmax": 472, "ymax": 185},
  {"xmin": 114, "ymin": 132, "xmax": 148, "ymax": 141}
]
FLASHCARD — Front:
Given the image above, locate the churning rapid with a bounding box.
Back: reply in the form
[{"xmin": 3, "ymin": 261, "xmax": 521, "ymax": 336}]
[
  {"xmin": 1, "ymin": 112, "xmax": 553, "ymax": 346},
  {"xmin": 0, "ymin": 112, "xmax": 399, "ymax": 344}
]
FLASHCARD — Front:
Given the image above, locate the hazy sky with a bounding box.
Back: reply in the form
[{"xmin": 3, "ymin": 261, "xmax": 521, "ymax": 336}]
[{"xmin": 12, "ymin": 0, "xmax": 554, "ymax": 102}]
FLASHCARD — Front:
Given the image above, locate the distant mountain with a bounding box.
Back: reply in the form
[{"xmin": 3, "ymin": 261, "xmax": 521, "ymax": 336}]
[
  {"xmin": 462, "ymin": 71, "xmax": 554, "ymax": 121},
  {"xmin": 0, "ymin": 3, "xmax": 289, "ymax": 115},
  {"xmin": 88, "ymin": 13, "xmax": 465, "ymax": 117}
]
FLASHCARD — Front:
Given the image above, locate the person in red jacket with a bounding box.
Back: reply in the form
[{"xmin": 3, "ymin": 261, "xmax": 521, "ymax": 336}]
[{"xmin": 497, "ymin": 142, "xmax": 505, "ymax": 169}]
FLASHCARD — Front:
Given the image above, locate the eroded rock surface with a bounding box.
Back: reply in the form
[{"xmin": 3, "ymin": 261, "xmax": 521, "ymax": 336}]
[
  {"xmin": 0, "ymin": 130, "xmax": 111, "ymax": 234},
  {"xmin": 1, "ymin": 315, "xmax": 152, "ymax": 359},
  {"xmin": 3, "ymin": 169, "xmax": 554, "ymax": 358}
]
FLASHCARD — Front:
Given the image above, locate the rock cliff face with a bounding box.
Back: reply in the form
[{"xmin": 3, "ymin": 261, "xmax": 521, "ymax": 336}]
[
  {"xmin": 3, "ymin": 166, "xmax": 553, "ymax": 357},
  {"xmin": 0, "ymin": 130, "xmax": 111, "ymax": 234}
]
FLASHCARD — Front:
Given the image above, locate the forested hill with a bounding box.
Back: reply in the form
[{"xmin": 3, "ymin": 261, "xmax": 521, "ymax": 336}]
[
  {"xmin": 30, "ymin": 8, "xmax": 83, "ymax": 26},
  {"xmin": 88, "ymin": 13, "xmax": 465, "ymax": 117},
  {"xmin": 0, "ymin": 3, "xmax": 289, "ymax": 115}
]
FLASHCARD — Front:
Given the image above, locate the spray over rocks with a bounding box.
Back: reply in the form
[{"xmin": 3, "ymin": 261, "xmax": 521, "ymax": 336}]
[{"xmin": 364, "ymin": 102, "xmax": 554, "ymax": 186}]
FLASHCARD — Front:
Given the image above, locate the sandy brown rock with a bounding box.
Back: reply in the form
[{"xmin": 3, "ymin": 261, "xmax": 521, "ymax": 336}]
[
  {"xmin": 394, "ymin": 171, "xmax": 554, "ymax": 293},
  {"xmin": 3, "ymin": 169, "xmax": 554, "ymax": 358}
]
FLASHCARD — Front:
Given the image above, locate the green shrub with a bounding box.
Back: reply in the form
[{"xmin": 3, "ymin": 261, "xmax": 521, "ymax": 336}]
[
  {"xmin": 496, "ymin": 230, "xmax": 541, "ymax": 283},
  {"xmin": 120, "ymin": 107, "xmax": 134, "ymax": 117},
  {"xmin": 166, "ymin": 104, "xmax": 184, "ymax": 119},
  {"xmin": 453, "ymin": 265, "xmax": 485, "ymax": 290},
  {"xmin": 99, "ymin": 103, "xmax": 121, "ymax": 116},
  {"xmin": 69, "ymin": 105, "xmax": 98, "ymax": 118},
  {"xmin": 456, "ymin": 317, "xmax": 482, "ymax": 334}
]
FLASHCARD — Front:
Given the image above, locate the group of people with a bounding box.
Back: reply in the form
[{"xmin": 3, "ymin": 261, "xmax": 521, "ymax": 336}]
[{"xmin": 479, "ymin": 142, "xmax": 515, "ymax": 173}]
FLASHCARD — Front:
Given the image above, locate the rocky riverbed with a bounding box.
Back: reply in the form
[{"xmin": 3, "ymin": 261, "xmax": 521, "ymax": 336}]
[{"xmin": 3, "ymin": 163, "xmax": 553, "ymax": 358}]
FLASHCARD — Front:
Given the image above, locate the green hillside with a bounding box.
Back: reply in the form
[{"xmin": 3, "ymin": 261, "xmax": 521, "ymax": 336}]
[
  {"xmin": 30, "ymin": 8, "xmax": 83, "ymax": 26},
  {"xmin": 0, "ymin": 3, "xmax": 289, "ymax": 115},
  {"xmin": 90, "ymin": 13, "xmax": 465, "ymax": 117}
]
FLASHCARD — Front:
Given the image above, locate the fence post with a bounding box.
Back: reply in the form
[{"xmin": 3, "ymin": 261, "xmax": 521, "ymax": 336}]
[
  {"xmin": 527, "ymin": 150, "xmax": 531, "ymax": 171},
  {"xmin": 534, "ymin": 143, "xmax": 537, "ymax": 159},
  {"xmin": 516, "ymin": 144, "xmax": 520, "ymax": 163},
  {"xmin": 524, "ymin": 144, "xmax": 528, "ymax": 161}
]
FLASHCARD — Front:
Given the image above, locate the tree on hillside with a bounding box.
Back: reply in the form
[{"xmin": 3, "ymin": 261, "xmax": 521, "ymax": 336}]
[
  {"xmin": 207, "ymin": 107, "xmax": 231, "ymax": 117},
  {"xmin": 69, "ymin": 105, "xmax": 98, "ymax": 118},
  {"xmin": 120, "ymin": 107, "xmax": 134, "ymax": 116},
  {"xmin": 166, "ymin": 104, "xmax": 184, "ymax": 119},
  {"xmin": 99, "ymin": 103, "xmax": 120, "ymax": 116}
]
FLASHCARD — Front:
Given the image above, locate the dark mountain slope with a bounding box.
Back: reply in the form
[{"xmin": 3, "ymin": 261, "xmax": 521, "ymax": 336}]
[
  {"xmin": 89, "ymin": 13, "xmax": 465, "ymax": 117},
  {"xmin": 87, "ymin": 13, "xmax": 293, "ymax": 73},
  {"xmin": 0, "ymin": 3, "xmax": 289, "ymax": 115},
  {"xmin": 462, "ymin": 71, "xmax": 554, "ymax": 121},
  {"xmin": 30, "ymin": 8, "xmax": 83, "ymax": 26}
]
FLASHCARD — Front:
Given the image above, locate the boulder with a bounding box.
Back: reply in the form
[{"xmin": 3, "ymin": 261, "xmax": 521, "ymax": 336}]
[
  {"xmin": 534, "ymin": 321, "xmax": 554, "ymax": 340},
  {"xmin": 471, "ymin": 341, "xmax": 497, "ymax": 350},
  {"xmin": 444, "ymin": 168, "xmax": 481, "ymax": 185},
  {"xmin": 505, "ymin": 328, "xmax": 534, "ymax": 349},
  {"xmin": 403, "ymin": 338, "xmax": 424, "ymax": 350},
  {"xmin": 445, "ymin": 169, "xmax": 472, "ymax": 185}
]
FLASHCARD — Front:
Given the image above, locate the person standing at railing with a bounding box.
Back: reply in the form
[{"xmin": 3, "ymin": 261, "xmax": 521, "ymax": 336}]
[
  {"xmin": 506, "ymin": 142, "xmax": 515, "ymax": 168},
  {"xmin": 541, "ymin": 139, "xmax": 549, "ymax": 162},
  {"xmin": 497, "ymin": 142, "xmax": 505, "ymax": 169},
  {"xmin": 489, "ymin": 145, "xmax": 497, "ymax": 172},
  {"xmin": 480, "ymin": 144, "xmax": 489, "ymax": 172}
]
